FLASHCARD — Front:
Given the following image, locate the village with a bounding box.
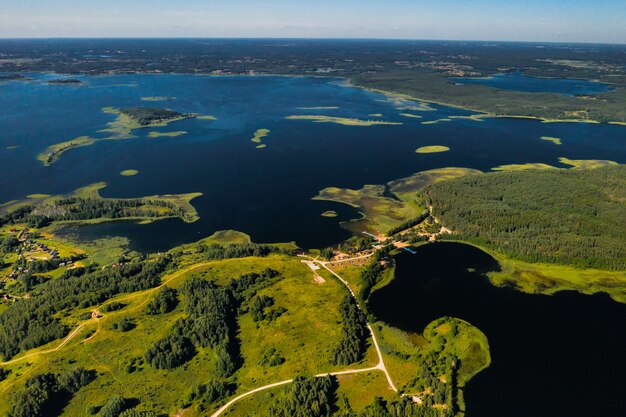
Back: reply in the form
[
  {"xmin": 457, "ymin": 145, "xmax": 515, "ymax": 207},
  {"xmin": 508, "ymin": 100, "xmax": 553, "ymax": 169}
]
[{"xmin": 0, "ymin": 225, "xmax": 86, "ymax": 306}]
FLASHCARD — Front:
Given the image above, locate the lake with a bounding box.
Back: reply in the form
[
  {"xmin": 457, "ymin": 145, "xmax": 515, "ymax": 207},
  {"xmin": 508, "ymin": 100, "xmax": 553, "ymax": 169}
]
[
  {"xmin": 451, "ymin": 72, "xmax": 612, "ymax": 96},
  {"xmin": 1, "ymin": 73, "xmax": 625, "ymax": 251},
  {"xmin": 369, "ymin": 243, "xmax": 626, "ymax": 417}
]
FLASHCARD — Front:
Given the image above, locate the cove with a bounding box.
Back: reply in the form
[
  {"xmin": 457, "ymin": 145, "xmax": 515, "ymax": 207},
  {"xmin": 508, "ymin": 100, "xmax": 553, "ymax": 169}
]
[
  {"xmin": 450, "ymin": 72, "xmax": 612, "ymax": 96},
  {"xmin": 369, "ymin": 242, "xmax": 626, "ymax": 417}
]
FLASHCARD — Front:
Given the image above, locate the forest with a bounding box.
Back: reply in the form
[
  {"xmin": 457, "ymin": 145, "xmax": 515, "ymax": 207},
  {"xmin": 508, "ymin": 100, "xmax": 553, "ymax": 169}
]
[
  {"xmin": 145, "ymin": 268, "xmax": 281, "ymax": 378},
  {"xmin": 0, "ymin": 197, "xmax": 189, "ymax": 228},
  {"xmin": 331, "ymin": 295, "xmax": 369, "ymax": 366},
  {"xmin": 268, "ymin": 375, "xmax": 337, "ymax": 417},
  {"xmin": 119, "ymin": 108, "xmax": 189, "ymax": 126},
  {"xmin": 421, "ymin": 165, "xmax": 626, "ymax": 270},
  {"xmin": 0, "ymin": 257, "xmax": 172, "ymax": 360},
  {"xmin": 8, "ymin": 368, "xmax": 96, "ymax": 417}
]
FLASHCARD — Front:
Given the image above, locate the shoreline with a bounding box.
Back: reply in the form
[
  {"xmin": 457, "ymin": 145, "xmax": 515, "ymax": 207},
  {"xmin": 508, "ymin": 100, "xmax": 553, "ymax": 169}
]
[{"xmin": 10, "ymin": 70, "xmax": 626, "ymax": 125}]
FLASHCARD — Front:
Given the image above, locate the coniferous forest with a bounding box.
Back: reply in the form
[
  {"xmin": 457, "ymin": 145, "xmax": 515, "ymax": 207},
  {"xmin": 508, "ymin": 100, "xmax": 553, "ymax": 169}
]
[{"xmin": 421, "ymin": 166, "xmax": 626, "ymax": 270}]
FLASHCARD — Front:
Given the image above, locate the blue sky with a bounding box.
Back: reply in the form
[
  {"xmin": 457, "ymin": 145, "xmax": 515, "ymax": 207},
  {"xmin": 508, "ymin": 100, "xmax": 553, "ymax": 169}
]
[{"xmin": 1, "ymin": 0, "xmax": 625, "ymax": 43}]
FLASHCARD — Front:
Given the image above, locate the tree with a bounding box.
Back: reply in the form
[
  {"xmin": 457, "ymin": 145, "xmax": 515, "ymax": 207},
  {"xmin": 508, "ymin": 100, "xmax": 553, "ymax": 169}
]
[
  {"xmin": 146, "ymin": 286, "xmax": 178, "ymax": 315},
  {"xmin": 99, "ymin": 396, "xmax": 129, "ymax": 417},
  {"xmin": 145, "ymin": 334, "xmax": 196, "ymax": 370}
]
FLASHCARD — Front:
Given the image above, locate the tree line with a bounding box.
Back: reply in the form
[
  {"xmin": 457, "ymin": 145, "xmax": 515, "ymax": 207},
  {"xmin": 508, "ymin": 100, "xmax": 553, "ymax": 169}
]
[
  {"xmin": 331, "ymin": 295, "xmax": 369, "ymax": 366},
  {"xmin": 197, "ymin": 242, "xmax": 294, "ymax": 260},
  {"xmin": 0, "ymin": 197, "xmax": 187, "ymax": 228},
  {"xmin": 268, "ymin": 375, "xmax": 337, "ymax": 417}
]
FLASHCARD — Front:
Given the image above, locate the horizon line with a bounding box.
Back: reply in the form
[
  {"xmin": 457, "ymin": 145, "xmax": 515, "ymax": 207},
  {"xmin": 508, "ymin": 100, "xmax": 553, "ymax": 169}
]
[{"xmin": 0, "ymin": 36, "xmax": 625, "ymax": 47}]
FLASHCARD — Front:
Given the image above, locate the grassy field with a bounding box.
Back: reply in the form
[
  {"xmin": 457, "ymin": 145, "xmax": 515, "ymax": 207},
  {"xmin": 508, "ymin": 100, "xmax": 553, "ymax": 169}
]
[
  {"xmin": 491, "ymin": 163, "xmax": 557, "ymax": 171},
  {"xmin": 147, "ymin": 131, "xmax": 187, "ymax": 138},
  {"xmin": 314, "ymin": 184, "xmax": 420, "ymax": 234},
  {"xmin": 0, "ymin": 252, "xmax": 371, "ymax": 416},
  {"xmin": 558, "ymin": 157, "xmax": 618, "ymax": 169},
  {"xmin": 491, "ymin": 157, "xmax": 617, "ymax": 171},
  {"xmin": 223, "ymin": 370, "xmax": 397, "ymax": 417},
  {"xmin": 483, "ymin": 248, "xmax": 626, "ymax": 303},
  {"xmin": 314, "ymin": 167, "xmax": 480, "ymax": 234}
]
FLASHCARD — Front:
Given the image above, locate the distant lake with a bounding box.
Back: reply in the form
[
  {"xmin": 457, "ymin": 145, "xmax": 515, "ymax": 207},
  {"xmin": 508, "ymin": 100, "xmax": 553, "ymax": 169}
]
[
  {"xmin": 370, "ymin": 243, "xmax": 626, "ymax": 417},
  {"xmin": 450, "ymin": 72, "xmax": 612, "ymax": 96},
  {"xmin": 1, "ymin": 73, "xmax": 625, "ymax": 251}
]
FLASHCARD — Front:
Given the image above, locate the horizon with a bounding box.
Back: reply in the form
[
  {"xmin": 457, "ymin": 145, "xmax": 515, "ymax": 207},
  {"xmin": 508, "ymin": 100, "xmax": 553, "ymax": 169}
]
[
  {"xmin": 1, "ymin": 37, "xmax": 625, "ymax": 47},
  {"xmin": 1, "ymin": 0, "xmax": 625, "ymax": 44}
]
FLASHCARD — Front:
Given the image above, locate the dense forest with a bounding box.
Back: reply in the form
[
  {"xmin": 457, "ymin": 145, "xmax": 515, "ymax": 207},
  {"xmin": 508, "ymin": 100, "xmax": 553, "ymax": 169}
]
[
  {"xmin": 8, "ymin": 368, "xmax": 96, "ymax": 417},
  {"xmin": 145, "ymin": 286, "xmax": 178, "ymax": 315},
  {"xmin": 0, "ymin": 257, "xmax": 171, "ymax": 360},
  {"xmin": 197, "ymin": 242, "xmax": 293, "ymax": 260},
  {"xmin": 268, "ymin": 375, "xmax": 337, "ymax": 417},
  {"xmin": 421, "ymin": 166, "xmax": 626, "ymax": 270},
  {"xmin": 119, "ymin": 108, "xmax": 189, "ymax": 126},
  {"xmin": 0, "ymin": 197, "xmax": 188, "ymax": 228},
  {"xmin": 344, "ymin": 397, "xmax": 453, "ymax": 417},
  {"xmin": 358, "ymin": 247, "xmax": 393, "ymax": 310}
]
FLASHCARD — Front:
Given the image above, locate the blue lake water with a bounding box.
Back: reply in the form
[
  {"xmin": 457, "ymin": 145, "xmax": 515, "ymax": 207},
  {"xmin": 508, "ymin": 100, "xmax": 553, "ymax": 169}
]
[
  {"xmin": 451, "ymin": 72, "xmax": 612, "ymax": 96},
  {"xmin": 1, "ymin": 73, "xmax": 625, "ymax": 251},
  {"xmin": 371, "ymin": 244, "xmax": 626, "ymax": 417}
]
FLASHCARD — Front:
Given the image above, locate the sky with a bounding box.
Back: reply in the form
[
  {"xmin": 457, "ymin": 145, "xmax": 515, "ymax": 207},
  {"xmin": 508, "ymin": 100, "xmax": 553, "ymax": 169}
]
[{"xmin": 1, "ymin": 0, "xmax": 625, "ymax": 44}]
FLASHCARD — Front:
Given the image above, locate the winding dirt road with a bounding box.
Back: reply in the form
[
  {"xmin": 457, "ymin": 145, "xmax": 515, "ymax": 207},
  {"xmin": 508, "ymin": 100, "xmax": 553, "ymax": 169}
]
[
  {"xmin": 0, "ymin": 262, "xmax": 213, "ymax": 367},
  {"xmin": 208, "ymin": 256, "xmax": 398, "ymax": 417}
]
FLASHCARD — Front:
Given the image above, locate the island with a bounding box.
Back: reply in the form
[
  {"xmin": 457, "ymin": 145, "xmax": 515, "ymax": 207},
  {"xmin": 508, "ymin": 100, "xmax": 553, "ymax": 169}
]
[
  {"xmin": 286, "ymin": 115, "xmax": 402, "ymax": 126},
  {"xmin": 0, "ymin": 74, "xmax": 26, "ymax": 81},
  {"xmin": 0, "ymin": 182, "xmax": 203, "ymax": 226},
  {"xmin": 37, "ymin": 107, "xmax": 198, "ymax": 166},
  {"xmin": 47, "ymin": 78, "xmax": 82, "ymax": 84},
  {"xmin": 416, "ymin": 145, "xmax": 450, "ymax": 154}
]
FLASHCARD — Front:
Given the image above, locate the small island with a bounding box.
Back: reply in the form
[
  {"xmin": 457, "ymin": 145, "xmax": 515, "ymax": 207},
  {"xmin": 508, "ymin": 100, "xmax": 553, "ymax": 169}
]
[
  {"xmin": 147, "ymin": 131, "xmax": 187, "ymax": 138},
  {"xmin": 400, "ymin": 113, "xmax": 423, "ymax": 119},
  {"xmin": 117, "ymin": 107, "xmax": 193, "ymax": 127},
  {"xmin": 416, "ymin": 145, "xmax": 450, "ymax": 154},
  {"xmin": 540, "ymin": 136, "xmax": 562, "ymax": 145},
  {"xmin": 47, "ymin": 78, "xmax": 82, "ymax": 84},
  {"xmin": 140, "ymin": 96, "xmax": 175, "ymax": 101},
  {"xmin": 251, "ymin": 128, "xmax": 270, "ymax": 148},
  {"xmin": 0, "ymin": 74, "xmax": 26, "ymax": 81},
  {"xmin": 120, "ymin": 169, "xmax": 139, "ymax": 176},
  {"xmin": 286, "ymin": 115, "xmax": 402, "ymax": 126}
]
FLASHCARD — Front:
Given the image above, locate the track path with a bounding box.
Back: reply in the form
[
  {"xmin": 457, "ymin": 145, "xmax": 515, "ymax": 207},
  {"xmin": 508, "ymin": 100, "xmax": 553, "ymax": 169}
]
[
  {"xmin": 0, "ymin": 262, "xmax": 213, "ymax": 366},
  {"xmin": 209, "ymin": 254, "xmax": 398, "ymax": 417}
]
